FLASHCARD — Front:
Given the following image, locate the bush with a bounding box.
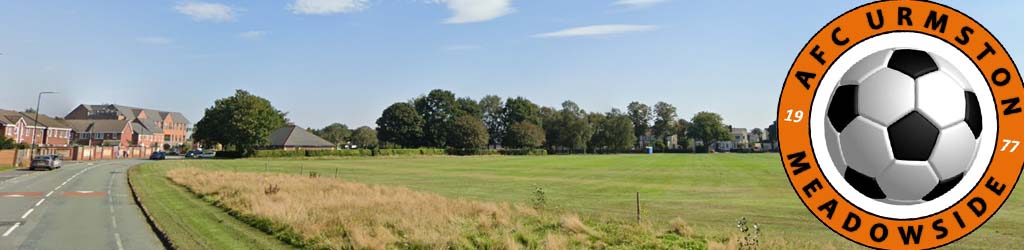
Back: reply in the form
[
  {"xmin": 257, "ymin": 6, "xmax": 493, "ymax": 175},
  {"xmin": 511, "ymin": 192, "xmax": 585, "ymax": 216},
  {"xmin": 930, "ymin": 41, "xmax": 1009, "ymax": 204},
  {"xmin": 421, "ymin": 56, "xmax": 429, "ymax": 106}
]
[
  {"xmin": 445, "ymin": 148, "xmax": 499, "ymax": 156},
  {"xmin": 217, "ymin": 151, "xmax": 246, "ymax": 159},
  {"xmin": 373, "ymin": 148, "xmax": 446, "ymax": 156},
  {"xmin": 498, "ymin": 148, "xmax": 547, "ymax": 156},
  {"xmin": 253, "ymin": 150, "xmax": 306, "ymax": 158},
  {"xmin": 305, "ymin": 149, "xmax": 373, "ymax": 157}
]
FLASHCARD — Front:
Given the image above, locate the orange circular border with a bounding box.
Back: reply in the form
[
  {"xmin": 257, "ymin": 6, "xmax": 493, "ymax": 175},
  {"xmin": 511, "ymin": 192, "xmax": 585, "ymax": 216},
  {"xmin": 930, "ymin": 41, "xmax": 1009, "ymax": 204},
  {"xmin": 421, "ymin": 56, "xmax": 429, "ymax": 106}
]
[{"xmin": 777, "ymin": 1, "xmax": 1023, "ymax": 249}]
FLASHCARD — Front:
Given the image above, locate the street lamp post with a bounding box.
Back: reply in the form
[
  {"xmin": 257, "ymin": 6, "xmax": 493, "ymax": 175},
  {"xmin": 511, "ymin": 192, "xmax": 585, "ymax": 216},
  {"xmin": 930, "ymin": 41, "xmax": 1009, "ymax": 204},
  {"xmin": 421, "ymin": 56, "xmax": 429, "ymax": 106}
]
[{"xmin": 29, "ymin": 91, "xmax": 57, "ymax": 159}]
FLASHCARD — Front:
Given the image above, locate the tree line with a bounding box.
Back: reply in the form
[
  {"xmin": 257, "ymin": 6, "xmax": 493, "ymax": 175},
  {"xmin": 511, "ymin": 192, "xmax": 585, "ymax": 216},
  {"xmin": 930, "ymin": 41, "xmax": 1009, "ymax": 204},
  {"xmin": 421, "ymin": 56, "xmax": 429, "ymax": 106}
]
[
  {"xmin": 192, "ymin": 89, "xmax": 777, "ymax": 155},
  {"xmin": 373, "ymin": 89, "xmax": 764, "ymax": 153}
]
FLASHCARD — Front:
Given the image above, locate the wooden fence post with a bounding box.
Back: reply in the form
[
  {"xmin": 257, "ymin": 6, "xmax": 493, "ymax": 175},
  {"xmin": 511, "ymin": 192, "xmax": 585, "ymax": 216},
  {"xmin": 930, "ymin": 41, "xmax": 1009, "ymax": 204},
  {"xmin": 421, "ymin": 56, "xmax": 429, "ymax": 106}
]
[{"xmin": 636, "ymin": 192, "xmax": 641, "ymax": 224}]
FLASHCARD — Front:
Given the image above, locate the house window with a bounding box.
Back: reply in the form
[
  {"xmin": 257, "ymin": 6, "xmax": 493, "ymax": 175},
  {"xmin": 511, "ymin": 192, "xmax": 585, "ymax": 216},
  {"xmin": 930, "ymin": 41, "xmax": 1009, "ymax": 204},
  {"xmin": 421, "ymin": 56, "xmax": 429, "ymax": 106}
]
[
  {"xmin": 95, "ymin": 133, "xmax": 103, "ymax": 139},
  {"xmin": 113, "ymin": 134, "xmax": 120, "ymax": 140}
]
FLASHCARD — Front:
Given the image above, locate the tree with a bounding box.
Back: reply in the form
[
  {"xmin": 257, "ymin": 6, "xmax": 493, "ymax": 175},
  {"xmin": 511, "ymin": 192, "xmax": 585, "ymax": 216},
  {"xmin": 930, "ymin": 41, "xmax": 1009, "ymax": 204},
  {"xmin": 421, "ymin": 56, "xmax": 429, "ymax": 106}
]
[
  {"xmin": 414, "ymin": 89, "xmax": 458, "ymax": 147},
  {"xmin": 652, "ymin": 102, "xmax": 678, "ymax": 138},
  {"xmin": 376, "ymin": 102, "xmax": 424, "ymax": 148},
  {"xmin": 675, "ymin": 118, "xmax": 693, "ymax": 151},
  {"xmin": 192, "ymin": 89, "xmax": 288, "ymax": 155},
  {"xmin": 502, "ymin": 97, "xmax": 542, "ymax": 126},
  {"xmin": 350, "ymin": 126, "xmax": 378, "ymax": 148},
  {"xmin": 317, "ymin": 123, "xmax": 351, "ymax": 147},
  {"xmin": 544, "ymin": 101, "xmax": 593, "ymax": 153},
  {"xmin": 687, "ymin": 111, "xmax": 731, "ymax": 153},
  {"xmin": 626, "ymin": 102, "xmax": 652, "ymax": 146},
  {"xmin": 447, "ymin": 115, "xmax": 489, "ymax": 149},
  {"xmin": 479, "ymin": 95, "xmax": 504, "ymax": 147},
  {"xmin": 455, "ymin": 97, "xmax": 482, "ymax": 118},
  {"xmin": 767, "ymin": 121, "xmax": 779, "ymax": 142},
  {"xmin": 504, "ymin": 121, "xmax": 545, "ymax": 148},
  {"xmin": 0, "ymin": 137, "xmax": 15, "ymax": 150},
  {"xmin": 590, "ymin": 112, "xmax": 636, "ymax": 153}
]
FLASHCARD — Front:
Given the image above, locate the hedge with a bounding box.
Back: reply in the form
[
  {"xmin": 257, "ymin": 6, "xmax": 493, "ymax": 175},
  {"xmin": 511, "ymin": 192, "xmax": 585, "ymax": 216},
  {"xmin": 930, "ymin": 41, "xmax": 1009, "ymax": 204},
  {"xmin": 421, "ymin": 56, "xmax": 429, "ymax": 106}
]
[
  {"xmin": 498, "ymin": 148, "xmax": 548, "ymax": 156},
  {"xmin": 248, "ymin": 148, "xmax": 546, "ymax": 158},
  {"xmin": 253, "ymin": 150, "xmax": 307, "ymax": 158},
  {"xmin": 306, "ymin": 149, "xmax": 373, "ymax": 157},
  {"xmin": 372, "ymin": 148, "xmax": 444, "ymax": 155}
]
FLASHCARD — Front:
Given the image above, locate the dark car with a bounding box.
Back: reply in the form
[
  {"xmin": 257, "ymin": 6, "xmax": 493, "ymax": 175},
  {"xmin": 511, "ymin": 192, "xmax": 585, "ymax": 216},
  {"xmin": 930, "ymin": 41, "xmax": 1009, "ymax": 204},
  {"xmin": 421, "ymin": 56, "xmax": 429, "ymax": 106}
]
[
  {"xmin": 185, "ymin": 150, "xmax": 202, "ymax": 159},
  {"xmin": 30, "ymin": 155, "xmax": 63, "ymax": 170},
  {"xmin": 150, "ymin": 151, "xmax": 166, "ymax": 160}
]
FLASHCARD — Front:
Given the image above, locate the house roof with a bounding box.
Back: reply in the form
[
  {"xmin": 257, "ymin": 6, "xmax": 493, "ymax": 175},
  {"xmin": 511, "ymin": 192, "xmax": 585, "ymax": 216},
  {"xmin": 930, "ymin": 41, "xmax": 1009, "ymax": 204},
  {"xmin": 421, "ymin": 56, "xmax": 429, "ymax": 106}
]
[
  {"xmin": 21, "ymin": 112, "xmax": 70, "ymax": 129},
  {"xmin": 64, "ymin": 120, "xmax": 130, "ymax": 134},
  {"xmin": 267, "ymin": 126, "xmax": 334, "ymax": 147},
  {"xmin": 0, "ymin": 114, "xmax": 22, "ymax": 125},
  {"xmin": 76, "ymin": 104, "xmax": 190, "ymax": 124},
  {"xmin": 731, "ymin": 128, "xmax": 748, "ymax": 135},
  {"xmin": 0, "ymin": 109, "xmax": 69, "ymax": 129},
  {"xmin": 131, "ymin": 120, "xmax": 164, "ymax": 135}
]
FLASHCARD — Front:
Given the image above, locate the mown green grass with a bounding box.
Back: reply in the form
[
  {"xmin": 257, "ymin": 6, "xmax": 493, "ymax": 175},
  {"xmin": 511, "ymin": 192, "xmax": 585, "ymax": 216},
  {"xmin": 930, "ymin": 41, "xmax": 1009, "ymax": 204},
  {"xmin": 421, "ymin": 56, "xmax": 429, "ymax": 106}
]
[
  {"xmin": 0, "ymin": 165, "xmax": 14, "ymax": 172},
  {"xmin": 129, "ymin": 163, "xmax": 298, "ymax": 250},
  {"xmin": 135, "ymin": 154, "xmax": 1024, "ymax": 249}
]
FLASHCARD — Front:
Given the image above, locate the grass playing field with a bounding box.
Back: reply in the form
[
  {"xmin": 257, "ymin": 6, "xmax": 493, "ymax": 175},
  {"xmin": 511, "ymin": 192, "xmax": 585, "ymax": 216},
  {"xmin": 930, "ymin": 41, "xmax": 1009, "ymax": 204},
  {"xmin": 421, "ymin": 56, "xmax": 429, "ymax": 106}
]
[{"xmin": 131, "ymin": 154, "xmax": 1024, "ymax": 249}]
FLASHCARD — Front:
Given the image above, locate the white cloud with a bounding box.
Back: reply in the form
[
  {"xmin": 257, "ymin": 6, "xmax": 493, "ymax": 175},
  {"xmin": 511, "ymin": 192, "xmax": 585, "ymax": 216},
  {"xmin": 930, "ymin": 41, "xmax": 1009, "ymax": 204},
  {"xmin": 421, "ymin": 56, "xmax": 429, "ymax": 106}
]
[
  {"xmin": 534, "ymin": 25, "xmax": 658, "ymax": 38},
  {"xmin": 290, "ymin": 0, "xmax": 369, "ymax": 15},
  {"xmin": 613, "ymin": 0, "xmax": 668, "ymax": 8},
  {"xmin": 136, "ymin": 36, "xmax": 173, "ymax": 45},
  {"xmin": 175, "ymin": 2, "xmax": 236, "ymax": 22},
  {"xmin": 434, "ymin": 0, "xmax": 513, "ymax": 24},
  {"xmin": 239, "ymin": 30, "xmax": 267, "ymax": 39}
]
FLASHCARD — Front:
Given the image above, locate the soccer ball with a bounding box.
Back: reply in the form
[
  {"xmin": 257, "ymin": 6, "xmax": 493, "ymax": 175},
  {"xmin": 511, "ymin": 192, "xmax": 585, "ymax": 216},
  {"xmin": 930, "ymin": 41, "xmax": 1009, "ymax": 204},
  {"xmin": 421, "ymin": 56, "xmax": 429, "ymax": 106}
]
[{"xmin": 824, "ymin": 49, "xmax": 983, "ymax": 204}]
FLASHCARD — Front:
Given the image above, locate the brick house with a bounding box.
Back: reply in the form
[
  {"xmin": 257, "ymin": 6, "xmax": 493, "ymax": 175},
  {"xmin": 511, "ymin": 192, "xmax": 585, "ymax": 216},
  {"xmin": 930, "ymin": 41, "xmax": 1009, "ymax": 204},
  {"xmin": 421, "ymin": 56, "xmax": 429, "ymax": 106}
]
[
  {"xmin": 0, "ymin": 109, "xmax": 73, "ymax": 146},
  {"xmin": 64, "ymin": 120, "xmax": 133, "ymax": 147},
  {"xmin": 65, "ymin": 104, "xmax": 191, "ymax": 148}
]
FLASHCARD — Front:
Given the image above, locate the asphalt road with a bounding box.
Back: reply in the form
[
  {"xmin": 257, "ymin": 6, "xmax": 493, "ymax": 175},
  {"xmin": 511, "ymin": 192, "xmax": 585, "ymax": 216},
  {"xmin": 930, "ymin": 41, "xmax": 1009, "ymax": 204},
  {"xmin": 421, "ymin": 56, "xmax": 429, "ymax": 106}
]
[{"xmin": 0, "ymin": 160, "xmax": 163, "ymax": 250}]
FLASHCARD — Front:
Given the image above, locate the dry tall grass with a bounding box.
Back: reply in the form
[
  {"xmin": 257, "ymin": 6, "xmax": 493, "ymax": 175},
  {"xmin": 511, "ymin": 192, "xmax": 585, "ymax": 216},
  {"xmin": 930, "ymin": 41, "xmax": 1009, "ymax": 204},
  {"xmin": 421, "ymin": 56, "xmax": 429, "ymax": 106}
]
[{"xmin": 167, "ymin": 168, "xmax": 704, "ymax": 249}]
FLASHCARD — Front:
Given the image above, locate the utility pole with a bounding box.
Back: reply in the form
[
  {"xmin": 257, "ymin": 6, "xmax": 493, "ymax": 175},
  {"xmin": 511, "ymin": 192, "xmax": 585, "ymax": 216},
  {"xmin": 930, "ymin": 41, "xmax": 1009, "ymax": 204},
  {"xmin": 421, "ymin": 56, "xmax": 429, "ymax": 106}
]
[{"xmin": 29, "ymin": 91, "xmax": 57, "ymax": 159}]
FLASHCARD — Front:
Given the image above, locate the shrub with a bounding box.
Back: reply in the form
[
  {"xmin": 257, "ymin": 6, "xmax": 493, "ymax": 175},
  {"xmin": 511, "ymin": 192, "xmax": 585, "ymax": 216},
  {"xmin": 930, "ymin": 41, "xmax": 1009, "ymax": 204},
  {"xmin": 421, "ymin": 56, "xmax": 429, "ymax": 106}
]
[
  {"xmin": 375, "ymin": 149, "xmax": 418, "ymax": 156},
  {"xmin": 253, "ymin": 150, "xmax": 306, "ymax": 158},
  {"xmin": 216, "ymin": 151, "xmax": 245, "ymax": 159},
  {"xmin": 305, "ymin": 149, "xmax": 373, "ymax": 157},
  {"xmin": 446, "ymin": 148, "xmax": 499, "ymax": 156},
  {"xmin": 418, "ymin": 148, "xmax": 447, "ymax": 156},
  {"xmin": 498, "ymin": 148, "xmax": 548, "ymax": 156}
]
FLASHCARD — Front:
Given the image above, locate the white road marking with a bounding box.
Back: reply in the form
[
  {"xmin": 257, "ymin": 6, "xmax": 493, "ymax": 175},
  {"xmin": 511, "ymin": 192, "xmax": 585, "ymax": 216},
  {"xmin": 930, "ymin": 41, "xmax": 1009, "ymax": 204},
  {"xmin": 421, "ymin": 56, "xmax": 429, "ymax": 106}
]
[
  {"xmin": 45, "ymin": 191, "xmax": 53, "ymax": 197},
  {"xmin": 20, "ymin": 208, "xmax": 33, "ymax": 219},
  {"xmin": 34, "ymin": 198, "xmax": 44, "ymax": 207},
  {"xmin": 2, "ymin": 222, "xmax": 19, "ymax": 237},
  {"xmin": 2, "ymin": 194, "xmax": 24, "ymax": 198},
  {"xmin": 111, "ymin": 215, "xmax": 118, "ymax": 228},
  {"xmin": 114, "ymin": 232, "xmax": 124, "ymax": 250}
]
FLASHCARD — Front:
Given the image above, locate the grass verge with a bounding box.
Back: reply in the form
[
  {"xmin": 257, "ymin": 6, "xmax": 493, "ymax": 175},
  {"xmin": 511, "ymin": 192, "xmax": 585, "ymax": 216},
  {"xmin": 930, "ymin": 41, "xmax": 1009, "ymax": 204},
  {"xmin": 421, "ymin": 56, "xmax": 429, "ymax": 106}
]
[
  {"xmin": 0, "ymin": 165, "xmax": 14, "ymax": 172},
  {"xmin": 128, "ymin": 163, "xmax": 297, "ymax": 250},
  {"xmin": 166, "ymin": 167, "xmax": 705, "ymax": 249}
]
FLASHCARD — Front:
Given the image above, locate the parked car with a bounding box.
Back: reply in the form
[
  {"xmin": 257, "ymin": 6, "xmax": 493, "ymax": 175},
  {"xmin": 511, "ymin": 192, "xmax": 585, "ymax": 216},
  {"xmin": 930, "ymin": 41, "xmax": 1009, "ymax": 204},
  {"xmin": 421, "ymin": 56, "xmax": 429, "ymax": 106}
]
[
  {"xmin": 150, "ymin": 151, "xmax": 166, "ymax": 160},
  {"xmin": 30, "ymin": 155, "xmax": 63, "ymax": 171},
  {"xmin": 197, "ymin": 151, "xmax": 216, "ymax": 159},
  {"xmin": 185, "ymin": 149, "xmax": 203, "ymax": 159}
]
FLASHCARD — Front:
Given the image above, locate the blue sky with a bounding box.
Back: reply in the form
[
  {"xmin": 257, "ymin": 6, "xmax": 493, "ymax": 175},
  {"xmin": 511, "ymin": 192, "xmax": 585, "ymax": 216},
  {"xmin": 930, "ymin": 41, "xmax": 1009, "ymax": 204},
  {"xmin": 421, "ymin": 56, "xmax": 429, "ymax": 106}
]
[{"xmin": 1, "ymin": 1, "xmax": 1021, "ymax": 130}]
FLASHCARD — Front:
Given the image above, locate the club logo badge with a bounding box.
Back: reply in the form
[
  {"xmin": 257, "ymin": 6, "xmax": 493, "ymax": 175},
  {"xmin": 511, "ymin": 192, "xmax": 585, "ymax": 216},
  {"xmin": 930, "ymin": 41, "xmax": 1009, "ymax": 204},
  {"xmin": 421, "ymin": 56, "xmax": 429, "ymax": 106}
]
[{"xmin": 777, "ymin": 1, "xmax": 1023, "ymax": 248}]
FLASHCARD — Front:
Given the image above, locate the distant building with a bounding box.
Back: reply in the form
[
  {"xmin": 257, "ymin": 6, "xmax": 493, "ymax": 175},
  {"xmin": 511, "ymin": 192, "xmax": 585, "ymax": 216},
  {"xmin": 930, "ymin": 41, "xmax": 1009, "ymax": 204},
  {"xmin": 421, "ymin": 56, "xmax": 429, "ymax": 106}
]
[
  {"xmin": 0, "ymin": 109, "xmax": 73, "ymax": 147},
  {"xmin": 65, "ymin": 104, "xmax": 191, "ymax": 148},
  {"xmin": 266, "ymin": 126, "xmax": 335, "ymax": 150},
  {"xmin": 64, "ymin": 120, "xmax": 133, "ymax": 147},
  {"xmin": 713, "ymin": 128, "xmax": 749, "ymax": 152}
]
